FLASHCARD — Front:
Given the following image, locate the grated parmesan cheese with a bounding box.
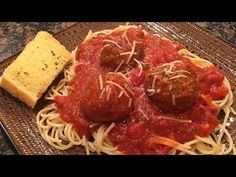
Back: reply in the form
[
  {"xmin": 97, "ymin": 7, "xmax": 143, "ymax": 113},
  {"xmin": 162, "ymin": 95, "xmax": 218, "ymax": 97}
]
[
  {"xmin": 106, "ymin": 81, "xmax": 130, "ymax": 98},
  {"xmin": 169, "ymin": 74, "xmax": 187, "ymax": 80},
  {"xmin": 126, "ymin": 41, "xmax": 136, "ymax": 64},
  {"xmin": 99, "ymin": 74, "xmax": 103, "ymax": 90},
  {"xmin": 103, "ymin": 39, "xmax": 122, "ymax": 49},
  {"xmin": 138, "ymin": 109, "xmax": 149, "ymax": 120},
  {"xmin": 114, "ymin": 60, "xmax": 124, "ymax": 73},
  {"xmin": 172, "ymin": 95, "xmax": 176, "ymax": 106}
]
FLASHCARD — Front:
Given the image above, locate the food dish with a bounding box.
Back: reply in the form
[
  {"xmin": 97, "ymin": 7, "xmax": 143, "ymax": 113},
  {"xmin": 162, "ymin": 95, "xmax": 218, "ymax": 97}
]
[
  {"xmin": 0, "ymin": 22, "xmax": 235, "ymax": 155},
  {"xmin": 36, "ymin": 24, "xmax": 236, "ymax": 155}
]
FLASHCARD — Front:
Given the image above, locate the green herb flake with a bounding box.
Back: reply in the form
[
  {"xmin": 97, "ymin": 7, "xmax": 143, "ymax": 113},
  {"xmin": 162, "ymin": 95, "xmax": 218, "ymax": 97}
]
[
  {"xmin": 42, "ymin": 68, "xmax": 45, "ymax": 71},
  {"xmin": 51, "ymin": 50, "xmax": 56, "ymax": 56},
  {"xmin": 24, "ymin": 72, "xmax": 29, "ymax": 76},
  {"xmin": 55, "ymin": 62, "xmax": 59, "ymax": 65}
]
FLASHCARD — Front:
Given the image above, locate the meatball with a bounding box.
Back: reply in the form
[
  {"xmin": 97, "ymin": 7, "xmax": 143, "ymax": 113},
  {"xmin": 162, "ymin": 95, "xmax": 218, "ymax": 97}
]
[
  {"xmin": 80, "ymin": 72, "xmax": 134, "ymax": 122},
  {"xmin": 99, "ymin": 28, "xmax": 145, "ymax": 71},
  {"xmin": 144, "ymin": 61, "xmax": 198, "ymax": 113}
]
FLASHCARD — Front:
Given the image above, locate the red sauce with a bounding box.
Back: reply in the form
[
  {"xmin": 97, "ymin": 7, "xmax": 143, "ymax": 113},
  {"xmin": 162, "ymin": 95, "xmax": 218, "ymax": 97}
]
[{"xmin": 54, "ymin": 27, "xmax": 228, "ymax": 154}]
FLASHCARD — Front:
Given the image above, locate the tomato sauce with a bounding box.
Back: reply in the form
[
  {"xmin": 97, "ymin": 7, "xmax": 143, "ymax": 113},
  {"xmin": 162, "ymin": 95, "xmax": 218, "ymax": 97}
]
[{"xmin": 54, "ymin": 27, "xmax": 228, "ymax": 154}]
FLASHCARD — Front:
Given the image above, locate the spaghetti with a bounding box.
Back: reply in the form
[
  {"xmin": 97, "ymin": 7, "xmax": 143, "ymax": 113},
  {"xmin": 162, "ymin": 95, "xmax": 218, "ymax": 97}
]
[{"xmin": 36, "ymin": 24, "xmax": 236, "ymax": 155}]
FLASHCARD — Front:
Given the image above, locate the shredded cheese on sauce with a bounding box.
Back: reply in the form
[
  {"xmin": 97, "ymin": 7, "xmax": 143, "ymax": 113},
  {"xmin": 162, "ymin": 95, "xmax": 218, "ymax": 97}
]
[
  {"xmin": 151, "ymin": 76, "xmax": 157, "ymax": 89},
  {"xmin": 99, "ymin": 75, "xmax": 103, "ymax": 90},
  {"xmin": 175, "ymin": 70, "xmax": 191, "ymax": 74},
  {"xmin": 134, "ymin": 58, "xmax": 143, "ymax": 77},
  {"xmin": 138, "ymin": 92, "xmax": 146, "ymax": 99},
  {"xmin": 106, "ymin": 81, "xmax": 130, "ymax": 97},
  {"xmin": 84, "ymin": 30, "xmax": 93, "ymax": 43},
  {"xmin": 103, "ymin": 39, "xmax": 122, "ymax": 49},
  {"xmin": 124, "ymin": 84, "xmax": 134, "ymax": 96},
  {"xmin": 169, "ymin": 74, "xmax": 187, "ymax": 80},
  {"xmin": 120, "ymin": 51, "xmax": 137, "ymax": 56},
  {"xmin": 156, "ymin": 89, "xmax": 161, "ymax": 93},
  {"xmin": 158, "ymin": 116, "xmax": 192, "ymax": 123},
  {"xmin": 128, "ymin": 98, "xmax": 132, "ymax": 107},
  {"xmin": 147, "ymin": 88, "xmax": 155, "ymax": 96},
  {"xmin": 99, "ymin": 88, "xmax": 106, "ymax": 98},
  {"xmin": 123, "ymin": 30, "xmax": 132, "ymax": 48},
  {"xmin": 147, "ymin": 88, "xmax": 155, "ymax": 93},
  {"xmin": 99, "ymin": 44, "xmax": 110, "ymax": 55},
  {"xmin": 118, "ymin": 91, "xmax": 124, "ymax": 98},
  {"xmin": 106, "ymin": 87, "xmax": 112, "ymax": 101},
  {"xmin": 126, "ymin": 41, "xmax": 136, "ymax": 64},
  {"xmin": 138, "ymin": 109, "xmax": 149, "ymax": 120},
  {"xmin": 115, "ymin": 72, "xmax": 131, "ymax": 85},
  {"xmin": 172, "ymin": 95, "xmax": 176, "ymax": 106},
  {"xmin": 114, "ymin": 60, "xmax": 124, "ymax": 72},
  {"xmin": 156, "ymin": 60, "xmax": 182, "ymax": 69}
]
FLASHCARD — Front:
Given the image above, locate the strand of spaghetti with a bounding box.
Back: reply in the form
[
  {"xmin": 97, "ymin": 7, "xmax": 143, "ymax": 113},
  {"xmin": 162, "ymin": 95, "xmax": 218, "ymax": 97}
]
[
  {"xmin": 72, "ymin": 129, "xmax": 83, "ymax": 142},
  {"xmin": 46, "ymin": 116, "xmax": 65, "ymax": 128},
  {"xmin": 92, "ymin": 126, "xmax": 103, "ymax": 154},
  {"xmin": 44, "ymin": 128, "xmax": 60, "ymax": 143},
  {"xmin": 218, "ymin": 144, "xmax": 226, "ymax": 155},
  {"xmin": 218, "ymin": 124, "xmax": 234, "ymax": 154},
  {"xmin": 83, "ymin": 25, "xmax": 136, "ymax": 43},
  {"xmin": 226, "ymin": 89, "xmax": 234, "ymax": 107},
  {"xmin": 103, "ymin": 140, "xmax": 115, "ymax": 148},
  {"xmin": 62, "ymin": 123, "xmax": 70, "ymax": 139},
  {"xmin": 169, "ymin": 149, "xmax": 177, "ymax": 155},
  {"xmin": 195, "ymin": 136, "xmax": 221, "ymax": 154},
  {"xmin": 230, "ymin": 107, "xmax": 236, "ymax": 115},
  {"xmin": 38, "ymin": 115, "xmax": 52, "ymax": 129},
  {"xmin": 213, "ymin": 91, "xmax": 230, "ymax": 108},
  {"xmin": 81, "ymin": 135, "xmax": 90, "ymax": 155},
  {"xmin": 83, "ymin": 30, "xmax": 93, "ymax": 43},
  {"xmin": 233, "ymin": 146, "xmax": 236, "ymax": 154},
  {"xmin": 179, "ymin": 145, "xmax": 197, "ymax": 155},
  {"xmin": 195, "ymin": 141, "xmax": 220, "ymax": 154},
  {"xmin": 54, "ymin": 127, "xmax": 62, "ymax": 143},
  {"xmin": 58, "ymin": 127, "xmax": 69, "ymax": 141},
  {"xmin": 52, "ymin": 127, "xmax": 74, "ymax": 150},
  {"xmin": 217, "ymin": 106, "xmax": 230, "ymax": 145},
  {"xmin": 195, "ymin": 135, "xmax": 219, "ymax": 147},
  {"xmin": 67, "ymin": 124, "xmax": 82, "ymax": 145},
  {"xmin": 87, "ymin": 142, "xmax": 96, "ymax": 152},
  {"xmin": 93, "ymin": 125, "xmax": 119, "ymax": 154},
  {"xmin": 211, "ymin": 132, "xmax": 218, "ymax": 142},
  {"xmin": 103, "ymin": 123, "xmax": 115, "ymax": 139},
  {"xmin": 183, "ymin": 139, "xmax": 200, "ymax": 147},
  {"xmin": 50, "ymin": 126, "xmax": 56, "ymax": 140},
  {"xmin": 152, "ymin": 135, "xmax": 196, "ymax": 154}
]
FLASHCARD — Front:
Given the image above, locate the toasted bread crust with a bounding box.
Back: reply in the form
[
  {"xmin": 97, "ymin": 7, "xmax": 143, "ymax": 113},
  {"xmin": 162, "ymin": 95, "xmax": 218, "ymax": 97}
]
[{"xmin": 0, "ymin": 31, "xmax": 72, "ymax": 108}]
